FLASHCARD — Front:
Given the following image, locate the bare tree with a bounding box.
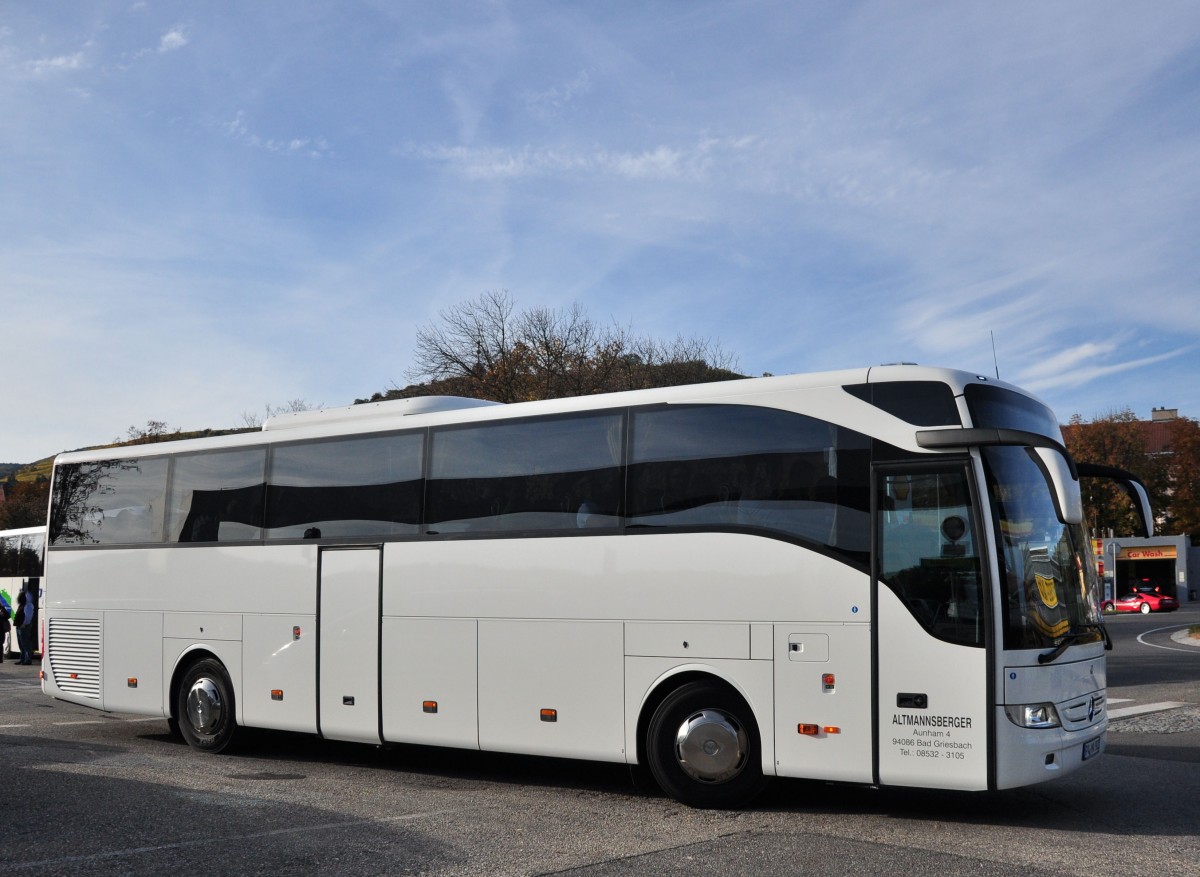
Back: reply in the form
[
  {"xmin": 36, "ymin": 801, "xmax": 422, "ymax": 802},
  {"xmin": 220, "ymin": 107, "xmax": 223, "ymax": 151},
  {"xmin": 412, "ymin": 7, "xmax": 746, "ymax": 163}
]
[
  {"xmin": 400, "ymin": 291, "xmax": 742, "ymax": 403},
  {"xmin": 119, "ymin": 421, "xmax": 176, "ymax": 445},
  {"xmin": 241, "ymin": 399, "xmax": 319, "ymax": 429},
  {"xmin": 409, "ymin": 290, "xmax": 531, "ymax": 402}
]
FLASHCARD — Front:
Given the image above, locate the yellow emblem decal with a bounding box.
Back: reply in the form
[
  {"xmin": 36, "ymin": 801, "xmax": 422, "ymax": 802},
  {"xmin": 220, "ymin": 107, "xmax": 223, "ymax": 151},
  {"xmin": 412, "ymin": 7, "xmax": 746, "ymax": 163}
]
[{"xmin": 1035, "ymin": 574, "xmax": 1059, "ymax": 608}]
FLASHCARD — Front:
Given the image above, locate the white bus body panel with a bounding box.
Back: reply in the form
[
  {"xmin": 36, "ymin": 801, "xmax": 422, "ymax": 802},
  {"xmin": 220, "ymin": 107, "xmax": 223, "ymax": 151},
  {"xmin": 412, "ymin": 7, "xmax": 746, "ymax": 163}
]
[
  {"xmin": 242, "ymin": 613, "xmax": 317, "ymax": 733},
  {"xmin": 385, "ymin": 534, "xmax": 866, "ymax": 625},
  {"xmin": 479, "ymin": 619, "xmax": 625, "ymax": 761},
  {"xmin": 773, "ymin": 622, "xmax": 873, "ymax": 783},
  {"xmin": 102, "ymin": 611, "xmax": 165, "ymax": 715},
  {"xmin": 382, "ymin": 617, "xmax": 478, "ymax": 748}
]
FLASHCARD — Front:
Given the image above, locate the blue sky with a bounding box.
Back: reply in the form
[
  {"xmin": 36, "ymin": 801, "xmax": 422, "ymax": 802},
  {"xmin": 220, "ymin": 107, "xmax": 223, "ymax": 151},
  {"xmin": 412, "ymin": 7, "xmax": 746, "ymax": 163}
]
[{"xmin": 3, "ymin": 1, "xmax": 1199, "ymax": 463}]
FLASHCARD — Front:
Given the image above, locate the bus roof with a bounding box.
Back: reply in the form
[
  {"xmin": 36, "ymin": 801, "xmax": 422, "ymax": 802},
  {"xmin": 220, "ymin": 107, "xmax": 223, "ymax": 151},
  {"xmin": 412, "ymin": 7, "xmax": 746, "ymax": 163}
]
[{"xmin": 53, "ymin": 364, "xmax": 1039, "ymax": 465}]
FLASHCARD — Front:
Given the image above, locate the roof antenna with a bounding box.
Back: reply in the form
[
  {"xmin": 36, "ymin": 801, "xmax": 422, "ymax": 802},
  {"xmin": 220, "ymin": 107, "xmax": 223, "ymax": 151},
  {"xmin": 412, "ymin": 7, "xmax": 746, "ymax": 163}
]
[{"xmin": 990, "ymin": 331, "xmax": 1000, "ymax": 379}]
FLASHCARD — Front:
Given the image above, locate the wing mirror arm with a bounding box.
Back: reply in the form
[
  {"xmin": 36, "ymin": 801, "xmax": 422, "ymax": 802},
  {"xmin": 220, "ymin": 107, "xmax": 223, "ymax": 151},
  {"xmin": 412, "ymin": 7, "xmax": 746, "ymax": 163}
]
[{"xmin": 1075, "ymin": 463, "xmax": 1154, "ymax": 538}]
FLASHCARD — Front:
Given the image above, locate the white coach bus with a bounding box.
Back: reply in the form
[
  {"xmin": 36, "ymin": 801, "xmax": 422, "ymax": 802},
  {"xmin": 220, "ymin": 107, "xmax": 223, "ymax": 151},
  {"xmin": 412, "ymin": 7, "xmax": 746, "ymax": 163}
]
[
  {"xmin": 40, "ymin": 365, "xmax": 1151, "ymax": 807},
  {"xmin": 1, "ymin": 525, "xmax": 44, "ymax": 657}
]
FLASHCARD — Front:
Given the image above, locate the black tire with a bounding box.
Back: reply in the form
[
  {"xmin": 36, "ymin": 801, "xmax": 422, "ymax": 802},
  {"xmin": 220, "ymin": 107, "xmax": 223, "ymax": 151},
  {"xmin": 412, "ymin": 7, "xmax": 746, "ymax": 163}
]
[
  {"xmin": 645, "ymin": 680, "xmax": 768, "ymax": 809},
  {"xmin": 176, "ymin": 658, "xmax": 239, "ymax": 753}
]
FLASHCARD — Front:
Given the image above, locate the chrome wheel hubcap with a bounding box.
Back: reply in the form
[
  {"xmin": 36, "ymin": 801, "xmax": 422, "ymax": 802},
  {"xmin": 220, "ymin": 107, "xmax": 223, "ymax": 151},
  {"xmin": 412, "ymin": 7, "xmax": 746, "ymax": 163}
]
[
  {"xmin": 674, "ymin": 709, "xmax": 747, "ymax": 783},
  {"xmin": 186, "ymin": 678, "xmax": 223, "ymax": 734}
]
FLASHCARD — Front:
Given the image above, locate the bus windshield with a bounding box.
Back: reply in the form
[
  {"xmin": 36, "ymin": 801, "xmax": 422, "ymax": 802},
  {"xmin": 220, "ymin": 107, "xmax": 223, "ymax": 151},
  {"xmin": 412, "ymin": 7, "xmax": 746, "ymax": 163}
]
[{"xmin": 982, "ymin": 446, "xmax": 1102, "ymax": 651}]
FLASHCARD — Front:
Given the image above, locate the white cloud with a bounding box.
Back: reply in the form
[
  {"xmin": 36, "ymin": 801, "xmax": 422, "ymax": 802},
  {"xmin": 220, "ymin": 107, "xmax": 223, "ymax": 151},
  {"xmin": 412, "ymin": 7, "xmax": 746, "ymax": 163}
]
[
  {"xmin": 158, "ymin": 27, "xmax": 188, "ymax": 53},
  {"xmin": 404, "ymin": 136, "xmax": 760, "ymax": 183},
  {"xmin": 1017, "ymin": 347, "xmax": 1196, "ymax": 394},
  {"xmin": 22, "ymin": 52, "xmax": 84, "ymax": 78},
  {"xmin": 221, "ymin": 111, "xmax": 332, "ymax": 158}
]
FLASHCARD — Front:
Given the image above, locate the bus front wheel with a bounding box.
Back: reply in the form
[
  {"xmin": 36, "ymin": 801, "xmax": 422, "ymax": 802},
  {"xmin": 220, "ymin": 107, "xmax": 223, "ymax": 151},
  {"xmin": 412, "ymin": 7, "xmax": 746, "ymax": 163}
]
[
  {"xmin": 176, "ymin": 658, "xmax": 239, "ymax": 753},
  {"xmin": 646, "ymin": 680, "xmax": 768, "ymax": 809}
]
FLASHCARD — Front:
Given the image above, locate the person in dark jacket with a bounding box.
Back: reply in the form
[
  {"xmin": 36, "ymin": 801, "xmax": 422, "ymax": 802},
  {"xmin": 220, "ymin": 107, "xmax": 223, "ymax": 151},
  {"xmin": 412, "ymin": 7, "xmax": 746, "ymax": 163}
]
[
  {"xmin": 14, "ymin": 589, "xmax": 34, "ymax": 665},
  {"xmin": 0, "ymin": 595, "xmax": 10, "ymax": 662}
]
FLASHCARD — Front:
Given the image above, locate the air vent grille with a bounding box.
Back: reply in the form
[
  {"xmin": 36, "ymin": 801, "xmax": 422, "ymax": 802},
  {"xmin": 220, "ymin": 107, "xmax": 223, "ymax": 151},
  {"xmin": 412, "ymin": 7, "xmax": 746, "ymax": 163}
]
[{"xmin": 48, "ymin": 617, "xmax": 101, "ymax": 700}]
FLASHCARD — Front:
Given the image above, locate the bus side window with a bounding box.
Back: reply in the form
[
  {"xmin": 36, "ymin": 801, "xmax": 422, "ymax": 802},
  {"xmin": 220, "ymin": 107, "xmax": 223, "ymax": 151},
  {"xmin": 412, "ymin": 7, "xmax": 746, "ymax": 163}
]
[
  {"xmin": 628, "ymin": 405, "xmax": 871, "ymax": 564},
  {"xmin": 426, "ymin": 413, "xmax": 623, "ymax": 534},
  {"xmin": 265, "ymin": 432, "xmax": 424, "ymax": 539},
  {"xmin": 49, "ymin": 458, "xmax": 169, "ymax": 546},
  {"xmin": 167, "ymin": 449, "xmax": 266, "ymax": 543}
]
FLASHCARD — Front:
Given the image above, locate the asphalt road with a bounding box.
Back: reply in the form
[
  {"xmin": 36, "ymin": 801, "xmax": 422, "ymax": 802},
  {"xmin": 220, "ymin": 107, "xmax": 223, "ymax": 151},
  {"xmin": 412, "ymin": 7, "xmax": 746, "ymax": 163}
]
[{"xmin": 3, "ymin": 609, "xmax": 1198, "ymax": 877}]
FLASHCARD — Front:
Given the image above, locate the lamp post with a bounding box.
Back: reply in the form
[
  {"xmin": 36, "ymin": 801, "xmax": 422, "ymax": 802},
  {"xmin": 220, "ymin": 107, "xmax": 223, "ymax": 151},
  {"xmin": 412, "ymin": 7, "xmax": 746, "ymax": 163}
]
[{"xmin": 1106, "ymin": 541, "xmax": 1121, "ymax": 602}]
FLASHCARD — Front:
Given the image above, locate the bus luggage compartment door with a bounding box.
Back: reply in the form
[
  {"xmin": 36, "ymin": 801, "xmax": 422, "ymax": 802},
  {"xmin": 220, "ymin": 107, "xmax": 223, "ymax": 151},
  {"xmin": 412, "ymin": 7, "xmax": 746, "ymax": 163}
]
[{"xmin": 318, "ymin": 546, "xmax": 383, "ymax": 744}]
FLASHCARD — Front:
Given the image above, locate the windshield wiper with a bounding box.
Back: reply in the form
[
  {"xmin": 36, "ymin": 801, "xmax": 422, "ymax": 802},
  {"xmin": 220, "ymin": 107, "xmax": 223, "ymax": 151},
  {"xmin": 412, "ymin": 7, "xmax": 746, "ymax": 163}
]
[
  {"xmin": 1081, "ymin": 621, "xmax": 1112, "ymax": 652},
  {"xmin": 1037, "ymin": 623, "xmax": 1110, "ymax": 665}
]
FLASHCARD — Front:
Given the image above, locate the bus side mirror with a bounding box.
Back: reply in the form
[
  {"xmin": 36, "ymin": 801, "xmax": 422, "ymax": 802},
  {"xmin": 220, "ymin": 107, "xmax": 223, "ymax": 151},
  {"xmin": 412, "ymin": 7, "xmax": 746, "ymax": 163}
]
[
  {"xmin": 1033, "ymin": 448, "xmax": 1083, "ymax": 525},
  {"xmin": 1075, "ymin": 462, "xmax": 1155, "ymax": 539}
]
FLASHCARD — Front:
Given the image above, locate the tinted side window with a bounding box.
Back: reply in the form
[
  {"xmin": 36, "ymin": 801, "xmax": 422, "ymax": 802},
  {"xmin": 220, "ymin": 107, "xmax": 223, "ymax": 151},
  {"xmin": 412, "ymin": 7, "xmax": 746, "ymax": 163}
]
[
  {"xmin": 844, "ymin": 381, "xmax": 960, "ymax": 426},
  {"xmin": 266, "ymin": 433, "xmax": 424, "ymax": 539},
  {"xmin": 49, "ymin": 458, "xmax": 169, "ymax": 546},
  {"xmin": 427, "ymin": 414, "xmax": 623, "ymax": 534},
  {"xmin": 167, "ymin": 449, "xmax": 266, "ymax": 543},
  {"xmin": 629, "ymin": 405, "xmax": 871, "ymax": 562}
]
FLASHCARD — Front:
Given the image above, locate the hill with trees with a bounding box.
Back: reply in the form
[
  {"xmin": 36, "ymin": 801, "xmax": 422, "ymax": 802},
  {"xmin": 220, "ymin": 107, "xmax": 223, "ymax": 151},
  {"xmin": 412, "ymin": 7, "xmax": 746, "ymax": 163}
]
[{"xmin": 357, "ymin": 291, "xmax": 744, "ymax": 404}]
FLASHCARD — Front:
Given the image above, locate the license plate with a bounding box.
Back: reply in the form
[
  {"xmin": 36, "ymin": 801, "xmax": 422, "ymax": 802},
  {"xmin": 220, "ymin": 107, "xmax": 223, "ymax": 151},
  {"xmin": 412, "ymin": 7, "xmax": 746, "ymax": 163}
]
[{"xmin": 1082, "ymin": 735, "xmax": 1104, "ymax": 761}]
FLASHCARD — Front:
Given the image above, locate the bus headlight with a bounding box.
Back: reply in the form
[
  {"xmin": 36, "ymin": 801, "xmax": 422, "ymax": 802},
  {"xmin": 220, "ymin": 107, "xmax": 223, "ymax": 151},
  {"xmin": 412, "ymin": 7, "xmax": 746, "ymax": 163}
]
[{"xmin": 1005, "ymin": 703, "xmax": 1061, "ymax": 729}]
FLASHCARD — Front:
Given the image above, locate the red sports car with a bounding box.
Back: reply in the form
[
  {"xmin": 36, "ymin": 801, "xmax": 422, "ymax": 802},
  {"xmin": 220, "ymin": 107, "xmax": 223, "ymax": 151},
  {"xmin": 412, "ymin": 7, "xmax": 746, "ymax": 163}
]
[{"xmin": 1101, "ymin": 587, "xmax": 1179, "ymax": 614}]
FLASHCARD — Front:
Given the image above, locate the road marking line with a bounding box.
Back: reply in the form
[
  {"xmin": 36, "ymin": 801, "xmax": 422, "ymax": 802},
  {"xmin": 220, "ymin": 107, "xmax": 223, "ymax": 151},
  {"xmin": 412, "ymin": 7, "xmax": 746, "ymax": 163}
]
[
  {"xmin": 1108, "ymin": 701, "xmax": 1190, "ymax": 720},
  {"xmin": 1136, "ymin": 625, "xmax": 1200, "ymax": 654},
  {"xmin": 53, "ymin": 720, "xmax": 104, "ymax": 726},
  {"xmin": 0, "ymin": 724, "xmax": 32, "ymax": 729},
  {"xmin": 1108, "ymin": 698, "xmax": 1133, "ymax": 704}
]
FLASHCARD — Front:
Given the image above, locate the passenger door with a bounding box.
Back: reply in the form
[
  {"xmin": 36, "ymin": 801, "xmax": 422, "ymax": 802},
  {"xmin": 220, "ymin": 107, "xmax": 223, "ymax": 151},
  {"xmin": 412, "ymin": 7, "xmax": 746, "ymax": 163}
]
[
  {"xmin": 318, "ymin": 545, "xmax": 382, "ymax": 744},
  {"xmin": 874, "ymin": 464, "xmax": 991, "ymax": 790}
]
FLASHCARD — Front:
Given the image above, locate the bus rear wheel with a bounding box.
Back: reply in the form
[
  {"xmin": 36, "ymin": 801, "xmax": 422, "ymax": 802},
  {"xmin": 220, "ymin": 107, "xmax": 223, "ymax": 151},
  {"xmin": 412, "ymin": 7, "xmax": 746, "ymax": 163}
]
[
  {"xmin": 646, "ymin": 680, "xmax": 768, "ymax": 809},
  {"xmin": 176, "ymin": 658, "xmax": 239, "ymax": 753}
]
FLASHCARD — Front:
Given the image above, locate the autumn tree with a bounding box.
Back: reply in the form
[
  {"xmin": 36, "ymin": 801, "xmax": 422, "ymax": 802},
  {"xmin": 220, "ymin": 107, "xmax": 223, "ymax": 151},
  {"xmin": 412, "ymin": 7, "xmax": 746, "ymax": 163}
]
[
  {"xmin": 1163, "ymin": 416, "xmax": 1200, "ymax": 536},
  {"xmin": 0, "ymin": 477, "xmax": 50, "ymax": 530},
  {"xmin": 378, "ymin": 290, "xmax": 743, "ymax": 404}
]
